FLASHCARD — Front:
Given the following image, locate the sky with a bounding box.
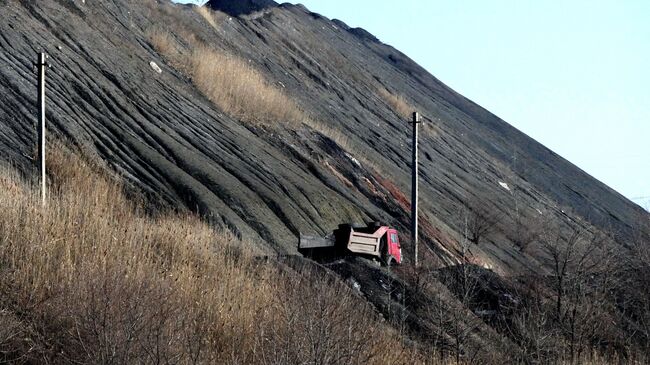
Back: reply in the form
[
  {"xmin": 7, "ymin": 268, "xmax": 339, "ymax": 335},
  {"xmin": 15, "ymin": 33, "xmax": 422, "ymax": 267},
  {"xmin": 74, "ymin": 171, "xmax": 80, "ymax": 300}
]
[{"xmin": 176, "ymin": 1, "xmax": 649, "ymax": 209}]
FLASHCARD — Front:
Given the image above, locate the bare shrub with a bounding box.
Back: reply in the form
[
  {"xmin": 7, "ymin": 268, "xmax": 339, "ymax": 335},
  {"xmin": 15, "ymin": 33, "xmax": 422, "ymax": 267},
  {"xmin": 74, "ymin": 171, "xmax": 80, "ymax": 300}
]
[
  {"xmin": 190, "ymin": 46, "xmax": 305, "ymax": 125},
  {"xmin": 254, "ymin": 267, "xmax": 414, "ymax": 365},
  {"xmin": 0, "ymin": 310, "xmax": 33, "ymax": 363}
]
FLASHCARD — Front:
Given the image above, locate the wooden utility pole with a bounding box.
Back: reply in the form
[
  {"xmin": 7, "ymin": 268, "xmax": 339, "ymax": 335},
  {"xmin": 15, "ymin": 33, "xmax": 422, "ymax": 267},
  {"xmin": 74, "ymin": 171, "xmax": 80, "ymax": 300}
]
[
  {"xmin": 411, "ymin": 111, "xmax": 422, "ymax": 267},
  {"xmin": 36, "ymin": 52, "xmax": 49, "ymax": 206}
]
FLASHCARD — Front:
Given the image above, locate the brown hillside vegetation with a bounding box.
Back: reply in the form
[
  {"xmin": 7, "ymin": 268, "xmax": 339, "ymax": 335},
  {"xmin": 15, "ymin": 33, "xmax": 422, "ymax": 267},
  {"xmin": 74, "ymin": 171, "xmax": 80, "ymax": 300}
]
[
  {"xmin": 190, "ymin": 46, "xmax": 305, "ymax": 125},
  {"xmin": 195, "ymin": 6, "xmax": 219, "ymax": 29},
  {"xmin": 377, "ymin": 87, "xmax": 415, "ymax": 118},
  {"xmin": 0, "ymin": 147, "xmax": 425, "ymax": 364},
  {"xmin": 146, "ymin": 23, "xmax": 304, "ymax": 126},
  {"xmin": 1, "ymin": 149, "xmax": 640, "ymax": 365}
]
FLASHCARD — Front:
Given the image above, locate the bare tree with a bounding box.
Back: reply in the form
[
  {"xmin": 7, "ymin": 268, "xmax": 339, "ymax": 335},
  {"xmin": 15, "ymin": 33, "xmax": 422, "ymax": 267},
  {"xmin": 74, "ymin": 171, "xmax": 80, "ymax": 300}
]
[
  {"xmin": 504, "ymin": 279, "xmax": 559, "ymax": 365},
  {"xmin": 632, "ymin": 241, "xmax": 650, "ymax": 355},
  {"xmin": 618, "ymin": 214, "xmax": 650, "ymax": 357},
  {"xmin": 463, "ymin": 198, "xmax": 501, "ymax": 246},
  {"xmin": 511, "ymin": 214, "xmax": 547, "ymax": 252},
  {"xmin": 426, "ymin": 293, "xmax": 453, "ymax": 361},
  {"xmin": 430, "ymin": 222, "xmax": 486, "ymax": 365},
  {"xmin": 426, "ymin": 279, "xmax": 484, "ymax": 365},
  {"xmin": 539, "ymin": 226, "xmax": 618, "ymax": 364}
]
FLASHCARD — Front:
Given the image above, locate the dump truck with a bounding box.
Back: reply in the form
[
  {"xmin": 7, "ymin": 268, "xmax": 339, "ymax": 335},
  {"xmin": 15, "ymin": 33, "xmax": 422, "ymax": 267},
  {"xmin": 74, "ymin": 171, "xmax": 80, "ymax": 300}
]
[{"xmin": 299, "ymin": 222, "xmax": 402, "ymax": 265}]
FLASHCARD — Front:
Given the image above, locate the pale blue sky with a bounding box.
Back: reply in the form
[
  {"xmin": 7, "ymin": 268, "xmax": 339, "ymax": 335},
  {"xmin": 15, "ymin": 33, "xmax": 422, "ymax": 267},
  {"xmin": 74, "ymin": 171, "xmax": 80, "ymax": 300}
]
[{"xmin": 176, "ymin": 1, "xmax": 649, "ymax": 208}]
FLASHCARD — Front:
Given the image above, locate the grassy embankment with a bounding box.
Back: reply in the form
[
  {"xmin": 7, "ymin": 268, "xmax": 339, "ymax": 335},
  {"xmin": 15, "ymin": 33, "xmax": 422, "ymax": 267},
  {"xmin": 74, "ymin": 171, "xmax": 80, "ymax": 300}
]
[{"xmin": 0, "ymin": 147, "xmax": 424, "ymax": 364}]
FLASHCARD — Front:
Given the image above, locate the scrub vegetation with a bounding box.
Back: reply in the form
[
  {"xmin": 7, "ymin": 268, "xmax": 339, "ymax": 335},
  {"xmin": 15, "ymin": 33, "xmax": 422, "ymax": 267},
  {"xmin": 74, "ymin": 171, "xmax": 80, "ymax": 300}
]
[
  {"xmin": 1, "ymin": 145, "xmax": 646, "ymax": 363},
  {"xmin": 0, "ymin": 146, "xmax": 425, "ymax": 364}
]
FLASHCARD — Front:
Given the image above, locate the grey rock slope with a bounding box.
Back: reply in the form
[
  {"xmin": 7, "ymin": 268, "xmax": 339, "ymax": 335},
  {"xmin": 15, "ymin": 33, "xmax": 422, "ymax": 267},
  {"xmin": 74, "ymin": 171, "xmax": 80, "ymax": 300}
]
[{"xmin": 0, "ymin": 0, "xmax": 647, "ymax": 272}]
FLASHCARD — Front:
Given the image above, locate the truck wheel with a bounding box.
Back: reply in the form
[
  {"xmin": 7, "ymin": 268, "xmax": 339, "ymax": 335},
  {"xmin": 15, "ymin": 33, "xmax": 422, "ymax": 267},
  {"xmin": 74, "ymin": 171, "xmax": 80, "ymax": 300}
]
[{"xmin": 384, "ymin": 257, "xmax": 395, "ymax": 267}]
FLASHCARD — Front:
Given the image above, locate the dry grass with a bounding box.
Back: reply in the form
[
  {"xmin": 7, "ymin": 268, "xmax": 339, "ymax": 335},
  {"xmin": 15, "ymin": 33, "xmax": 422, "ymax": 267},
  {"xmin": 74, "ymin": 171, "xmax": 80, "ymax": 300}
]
[
  {"xmin": 148, "ymin": 29, "xmax": 306, "ymax": 126},
  {"xmin": 302, "ymin": 118, "xmax": 410, "ymax": 183},
  {"xmin": 377, "ymin": 87, "xmax": 415, "ymax": 118},
  {"xmin": 146, "ymin": 27, "xmax": 199, "ymax": 77},
  {"xmin": 0, "ymin": 146, "xmax": 424, "ymax": 364},
  {"xmin": 305, "ymin": 119, "xmax": 386, "ymax": 174},
  {"xmin": 146, "ymin": 27, "xmax": 179, "ymax": 58},
  {"xmin": 144, "ymin": 5, "xmax": 304, "ymax": 126},
  {"xmin": 189, "ymin": 46, "xmax": 305, "ymax": 125},
  {"xmin": 195, "ymin": 6, "xmax": 218, "ymax": 29}
]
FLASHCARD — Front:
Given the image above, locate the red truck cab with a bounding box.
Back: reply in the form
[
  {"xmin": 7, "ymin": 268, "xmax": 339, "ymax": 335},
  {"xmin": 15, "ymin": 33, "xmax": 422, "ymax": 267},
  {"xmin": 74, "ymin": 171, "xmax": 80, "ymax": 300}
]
[{"xmin": 386, "ymin": 228, "xmax": 402, "ymax": 265}]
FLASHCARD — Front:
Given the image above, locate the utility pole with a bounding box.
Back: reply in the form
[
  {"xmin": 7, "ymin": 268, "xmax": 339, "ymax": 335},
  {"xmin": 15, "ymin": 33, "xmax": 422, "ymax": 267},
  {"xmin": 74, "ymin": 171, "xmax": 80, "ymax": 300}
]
[
  {"xmin": 36, "ymin": 52, "xmax": 49, "ymax": 206},
  {"xmin": 411, "ymin": 111, "xmax": 422, "ymax": 267}
]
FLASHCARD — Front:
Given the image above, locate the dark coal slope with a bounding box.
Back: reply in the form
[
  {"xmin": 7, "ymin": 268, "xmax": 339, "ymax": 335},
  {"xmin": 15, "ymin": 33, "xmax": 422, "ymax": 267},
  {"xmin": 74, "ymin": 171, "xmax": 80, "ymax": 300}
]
[
  {"xmin": 207, "ymin": 0, "xmax": 277, "ymax": 16},
  {"xmin": 0, "ymin": 0, "xmax": 647, "ymax": 271}
]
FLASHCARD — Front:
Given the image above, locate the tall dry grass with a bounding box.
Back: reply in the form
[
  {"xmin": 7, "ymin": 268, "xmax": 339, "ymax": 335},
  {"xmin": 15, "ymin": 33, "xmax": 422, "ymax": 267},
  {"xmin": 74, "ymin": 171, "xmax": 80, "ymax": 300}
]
[
  {"xmin": 147, "ymin": 27, "xmax": 305, "ymax": 126},
  {"xmin": 147, "ymin": 27, "xmax": 178, "ymax": 57},
  {"xmin": 144, "ymin": 4, "xmax": 304, "ymax": 127},
  {"xmin": 0, "ymin": 146, "xmax": 424, "ymax": 364},
  {"xmin": 195, "ymin": 6, "xmax": 218, "ymax": 29},
  {"xmin": 377, "ymin": 87, "xmax": 414, "ymax": 118},
  {"xmin": 189, "ymin": 47, "xmax": 305, "ymax": 125},
  {"xmin": 304, "ymin": 119, "xmax": 388, "ymax": 175}
]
